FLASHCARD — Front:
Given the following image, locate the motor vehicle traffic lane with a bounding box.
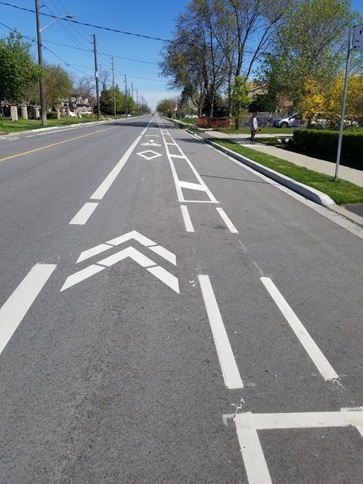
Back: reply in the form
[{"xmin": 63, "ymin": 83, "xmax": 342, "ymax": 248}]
[{"xmin": 0, "ymin": 115, "xmax": 362, "ymax": 483}]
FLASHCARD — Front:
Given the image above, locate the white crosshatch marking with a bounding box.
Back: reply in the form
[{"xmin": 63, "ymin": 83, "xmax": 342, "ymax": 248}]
[{"xmin": 159, "ymin": 125, "xmax": 218, "ymax": 203}]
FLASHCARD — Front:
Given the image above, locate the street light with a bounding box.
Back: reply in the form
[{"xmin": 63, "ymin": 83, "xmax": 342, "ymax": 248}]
[{"xmin": 35, "ymin": 0, "xmax": 73, "ymax": 126}]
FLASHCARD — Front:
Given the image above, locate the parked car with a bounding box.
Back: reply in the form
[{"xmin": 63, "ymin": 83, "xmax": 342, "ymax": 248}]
[{"xmin": 273, "ymin": 113, "xmax": 299, "ymax": 128}]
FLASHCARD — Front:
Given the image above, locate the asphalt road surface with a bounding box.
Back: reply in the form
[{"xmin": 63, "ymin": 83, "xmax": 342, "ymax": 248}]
[{"xmin": 0, "ymin": 115, "xmax": 362, "ymax": 483}]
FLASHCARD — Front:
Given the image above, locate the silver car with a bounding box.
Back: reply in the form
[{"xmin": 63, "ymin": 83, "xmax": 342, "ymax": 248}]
[{"xmin": 273, "ymin": 113, "xmax": 299, "ymax": 128}]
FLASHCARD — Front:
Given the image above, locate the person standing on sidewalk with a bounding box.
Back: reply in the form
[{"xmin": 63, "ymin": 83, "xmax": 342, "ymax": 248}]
[{"xmin": 250, "ymin": 112, "xmax": 258, "ymax": 143}]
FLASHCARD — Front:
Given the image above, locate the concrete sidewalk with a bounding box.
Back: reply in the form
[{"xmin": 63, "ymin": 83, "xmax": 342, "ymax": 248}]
[
  {"xmin": 204, "ymin": 130, "xmax": 363, "ymax": 187},
  {"xmin": 190, "ymin": 128, "xmax": 363, "ymax": 227}
]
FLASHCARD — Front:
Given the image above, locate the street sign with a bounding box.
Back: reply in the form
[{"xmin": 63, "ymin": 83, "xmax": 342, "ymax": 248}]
[{"xmin": 352, "ymin": 24, "xmax": 363, "ymax": 49}]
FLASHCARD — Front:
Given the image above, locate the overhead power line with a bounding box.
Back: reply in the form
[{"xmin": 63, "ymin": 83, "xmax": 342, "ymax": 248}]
[
  {"xmin": 0, "ymin": 21, "xmax": 158, "ymax": 66},
  {"xmin": 0, "ymin": 1, "xmax": 169, "ymax": 42}
]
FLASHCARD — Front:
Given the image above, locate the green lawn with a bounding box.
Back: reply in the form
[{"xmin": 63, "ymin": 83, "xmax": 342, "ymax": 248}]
[
  {"xmin": 215, "ymin": 126, "xmax": 294, "ymax": 135},
  {"xmin": 213, "ymin": 139, "xmax": 363, "ymax": 206},
  {"xmin": 0, "ymin": 117, "xmax": 100, "ymax": 134}
]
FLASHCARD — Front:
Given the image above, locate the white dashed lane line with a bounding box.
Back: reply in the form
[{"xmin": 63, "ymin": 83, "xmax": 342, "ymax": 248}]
[
  {"xmin": 261, "ymin": 276, "xmax": 339, "ymax": 381},
  {"xmin": 0, "ymin": 264, "xmax": 56, "ymax": 355},
  {"xmin": 199, "ymin": 274, "xmax": 243, "ymax": 389}
]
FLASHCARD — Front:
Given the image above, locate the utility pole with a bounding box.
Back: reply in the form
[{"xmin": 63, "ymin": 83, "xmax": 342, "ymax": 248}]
[
  {"xmin": 35, "ymin": 2, "xmax": 72, "ymax": 126},
  {"xmin": 131, "ymin": 82, "xmax": 134, "ymax": 115},
  {"xmin": 124, "ymin": 74, "xmax": 128, "ymax": 116},
  {"xmin": 35, "ymin": 0, "xmax": 47, "ymax": 126},
  {"xmin": 93, "ymin": 34, "xmax": 100, "ymax": 120},
  {"xmin": 136, "ymin": 88, "xmax": 139, "ymax": 115},
  {"xmin": 112, "ymin": 57, "xmax": 116, "ymax": 118}
]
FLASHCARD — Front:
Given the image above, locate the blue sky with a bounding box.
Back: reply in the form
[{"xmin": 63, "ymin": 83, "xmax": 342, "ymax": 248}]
[{"xmin": 1, "ymin": 0, "xmax": 363, "ymax": 110}]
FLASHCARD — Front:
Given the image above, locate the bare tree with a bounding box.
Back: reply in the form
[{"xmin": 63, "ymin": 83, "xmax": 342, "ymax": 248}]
[{"xmin": 160, "ymin": 0, "xmax": 288, "ymax": 118}]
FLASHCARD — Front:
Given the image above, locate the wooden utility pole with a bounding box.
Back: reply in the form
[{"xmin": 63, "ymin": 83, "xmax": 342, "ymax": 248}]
[{"xmin": 93, "ymin": 34, "xmax": 100, "ymax": 120}]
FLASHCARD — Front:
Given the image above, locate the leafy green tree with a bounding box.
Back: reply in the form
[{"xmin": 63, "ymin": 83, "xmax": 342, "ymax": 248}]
[
  {"xmin": 231, "ymin": 76, "xmax": 250, "ymax": 128},
  {"xmin": 100, "ymin": 85, "xmax": 132, "ymax": 115},
  {"xmin": 43, "ymin": 64, "xmax": 73, "ymax": 108},
  {"xmin": 100, "ymin": 88, "xmax": 113, "ymax": 115},
  {"xmin": 0, "ymin": 31, "xmax": 41, "ymax": 104},
  {"xmin": 258, "ymin": 0, "xmax": 358, "ymax": 111},
  {"xmin": 156, "ymin": 98, "xmax": 177, "ymax": 116}
]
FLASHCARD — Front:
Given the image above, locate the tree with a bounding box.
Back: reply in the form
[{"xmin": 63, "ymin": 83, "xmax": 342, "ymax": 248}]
[
  {"xmin": 74, "ymin": 76, "xmax": 95, "ymax": 106},
  {"xmin": 0, "ymin": 31, "xmax": 41, "ymax": 104},
  {"xmin": 231, "ymin": 76, "xmax": 250, "ymax": 128},
  {"xmin": 258, "ymin": 0, "xmax": 357, "ymax": 111},
  {"xmin": 99, "ymin": 85, "xmax": 131, "ymax": 115},
  {"xmin": 160, "ymin": 0, "xmax": 228, "ymax": 117},
  {"xmin": 216, "ymin": 0, "xmax": 289, "ymax": 115},
  {"xmin": 156, "ymin": 98, "xmax": 177, "ymax": 116},
  {"xmin": 325, "ymin": 73, "xmax": 363, "ymax": 126},
  {"xmin": 299, "ymin": 79, "xmax": 326, "ymax": 126},
  {"xmin": 100, "ymin": 88, "xmax": 113, "ymax": 115},
  {"xmin": 43, "ymin": 64, "xmax": 73, "ymax": 108},
  {"xmin": 160, "ymin": 0, "xmax": 289, "ymax": 118}
]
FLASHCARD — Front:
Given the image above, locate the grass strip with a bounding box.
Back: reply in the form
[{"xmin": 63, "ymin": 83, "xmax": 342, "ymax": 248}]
[
  {"xmin": 213, "ymin": 139, "xmax": 363, "ymax": 205},
  {"xmin": 0, "ymin": 117, "xmax": 101, "ymax": 134},
  {"xmin": 216, "ymin": 127, "xmax": 293, "ymax": 135}
]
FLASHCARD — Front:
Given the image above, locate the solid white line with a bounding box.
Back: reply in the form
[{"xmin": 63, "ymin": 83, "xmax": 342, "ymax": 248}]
[
  {"xmin": 261, "ymin": 277, "xmax": 339, "ymax": 381},
  {"xmin": 198, "ymin": 275, "xmax": 243, "ymax": 389},
  {"xmin": 0, "ymin": 264, "xmax": 56, "ymax": 354},
  {"xmin": 181, "ymin": 205, "xmax": 194, "ymax": 232},
  {"xmin": 233, "ymin": 409, "xmax": 363, "ymax": 430},
  {"xmin": 90, "ymin": 135, "xmax": 142, "ymax": 200},
  {"xmin": 69, "ymin": 202, "xmax": 99, "ymax": 225},
  {"xmin": 231, "ymin": 409, "xmax": 363, "ymax": 484},
  {"xmin": 167, "ymin": 157, "xmax": 185, "ymax": 202},
  {"xmin": 216, "ymin": 207, "xmax": 238, "ymax": 233},
  {"xmin": 235, "ymin": 426, "xmax": 272, "ymax": 484}
]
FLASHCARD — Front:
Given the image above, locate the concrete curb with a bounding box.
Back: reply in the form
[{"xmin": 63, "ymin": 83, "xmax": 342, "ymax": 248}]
[{"xmin": 197, "ymin": 135, "xmax": 336, "ymax": 207}]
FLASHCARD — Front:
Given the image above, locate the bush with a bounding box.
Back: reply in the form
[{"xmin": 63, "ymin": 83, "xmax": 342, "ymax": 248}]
[
  {"xmin": 293, "ymin": 129, "xmax": 363, "ymax": 170},
  {"xmin": 46, "ymin": 111, "xmax": 58, "ymax": 120}
]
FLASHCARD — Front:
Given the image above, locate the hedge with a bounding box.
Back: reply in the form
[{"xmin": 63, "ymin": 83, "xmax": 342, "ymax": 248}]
[
  {"xmin": 293, "ymin": 129, "xmax": 363, "ymax": 170},
  {"xmin": 46, "ymin": 111, "xmax": 58, "ymax": 120}
]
